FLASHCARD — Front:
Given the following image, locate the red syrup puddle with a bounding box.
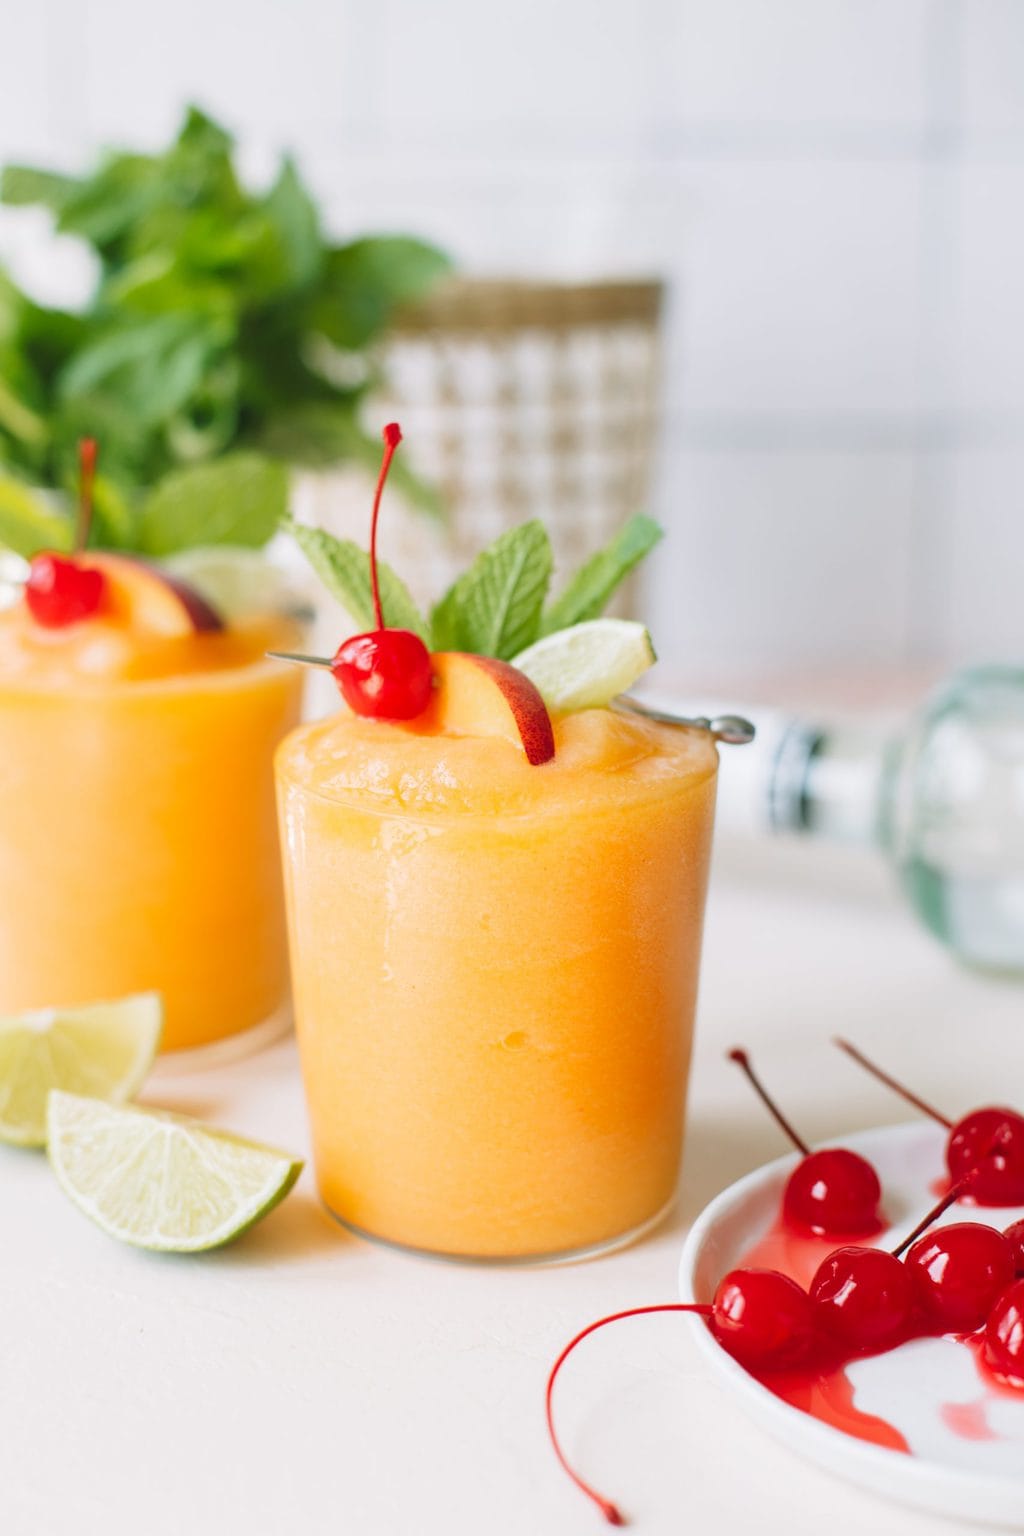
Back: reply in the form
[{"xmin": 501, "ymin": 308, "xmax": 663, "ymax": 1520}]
[
  {"xmin": 739, "ymin": 1210, "xmax": 888, "ymax": 1290},
  {"xmin": 940, "ymin": 1398, "xmax": 1000, "ymax": 1442},
  {"xmin": 748, "ymin": 1351, "xmax": 911, "ymax": 1453}
]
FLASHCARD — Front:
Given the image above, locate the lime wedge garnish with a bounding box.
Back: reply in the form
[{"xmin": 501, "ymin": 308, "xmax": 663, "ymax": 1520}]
[
  {"xmin": 0, "ymin": 994, "xmax": 163, "ymax": 1148},
  {"xmin": 163, "ymin": 546, "xmax": 312, "ymax": 623},
  {"xmin": 512, "ymin": 618, "xmax": 657, "ymax": 711},
  {"xmin": 47, "ymin": 1092, "xmax": 303, "ymax": 1252}
]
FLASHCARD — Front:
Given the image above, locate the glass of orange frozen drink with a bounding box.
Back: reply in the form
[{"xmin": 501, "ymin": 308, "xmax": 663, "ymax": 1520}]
[
  {"xmin": 278, "ymin": 702, "xmax": 716, "ymax": 1259},
  {"xmin": 0, "ymin": 453, "xmax": 305, "ymax": 1055},
  {"xmin": 276, "ymin": 425, "xmax": 728, "ymax": 1261}
]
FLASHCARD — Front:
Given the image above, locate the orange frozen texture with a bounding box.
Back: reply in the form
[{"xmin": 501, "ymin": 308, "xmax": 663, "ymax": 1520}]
[
  {"xmin": 277, "ymin": 706, "xmax": 717, "ymax": 1259},
  {"xmin": 0, "ymin": 588, "xmax": 303, "ymax": 1052}
]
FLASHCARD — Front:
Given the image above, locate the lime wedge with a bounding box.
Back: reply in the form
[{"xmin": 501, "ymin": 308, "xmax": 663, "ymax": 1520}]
[
  {"xmin": 0, "ymin": 994, "xmax": 163, "ymax": 1148},
  {"xmin": 163, "ymin": 546, "xmax": 312, "ymax": 624},
  {"xmin": 512, "ymin": 618, "xmax": 657, "ymax": 711},
  {"xmin": 47, "ymin": 1092, "xmax": 303, "ymax": 1252}
]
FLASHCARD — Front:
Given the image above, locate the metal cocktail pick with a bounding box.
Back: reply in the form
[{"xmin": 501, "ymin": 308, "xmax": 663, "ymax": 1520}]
[
  {"xmin": 612, "ymin": 697, "xmax": 756, "ymax": 745},
  {"xmin": 266, "ymin": 652, "xmax": 756, "ymax": 746}
]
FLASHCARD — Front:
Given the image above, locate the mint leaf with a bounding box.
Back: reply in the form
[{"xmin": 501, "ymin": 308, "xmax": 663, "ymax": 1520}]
[
  {"xmin": 263, "ymin": 157, "xmax": 323, "ymax": 291},
  {"xmin": 313, "ymin": 238, "xmax": 452, "ymax": 350},
  {"xmin": 0, "ymin": 374, "xmax": 47, "ymax": 448},
  {"xmin": 137, "ymin": 454, "xmax": 286, "ymax": 555},
  {"xmin": 282, "ymin": 517, "xmax": 429, "ymax": 643},
  {"xmin": 430, "ymin": 521, "xmax": 552, "ymax": 660},
  {"xmin": 0, "ymin": 165, "xmax": 79, "ymax": 213},
  {"xmin": 0, "ymin": 476, "xmax": 71, "ymax": 557},
  {"xmin": 542, "ymin": 514, "xmax": 663, "ymax": 634}
]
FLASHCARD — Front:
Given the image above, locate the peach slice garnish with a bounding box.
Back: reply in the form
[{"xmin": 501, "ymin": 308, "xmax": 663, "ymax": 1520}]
[
  {"xmin": 411, "ymin": 652, "xmax": 555, "ymax": 765},
  {"xmin": 90, "ymin": 553, "xmax": 223, "ymax": 637}
]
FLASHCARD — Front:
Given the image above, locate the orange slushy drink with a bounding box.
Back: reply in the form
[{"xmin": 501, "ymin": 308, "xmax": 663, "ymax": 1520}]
[
  {"xmin": 277, "ymin": 703, "xmax": 717, "ymax": 1259},
  {"xmin": 0, "ymin": 552, "xmax": 303, "ymax": 1052}
]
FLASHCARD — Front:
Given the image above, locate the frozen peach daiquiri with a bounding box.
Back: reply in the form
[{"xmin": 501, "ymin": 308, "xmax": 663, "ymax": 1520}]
[
  {"xmin": 0, "ymin": 442, "xmax": 305, "ymax": 1052},
  {"xmin": 275, "ymin": 423, "xmax": 734, "ymax": 1261}
]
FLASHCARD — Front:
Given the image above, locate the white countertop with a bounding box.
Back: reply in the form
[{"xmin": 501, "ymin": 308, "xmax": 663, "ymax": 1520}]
[{"xmin": 6, "ymin": 834, "xmax": 1023, "ymax": 1536}]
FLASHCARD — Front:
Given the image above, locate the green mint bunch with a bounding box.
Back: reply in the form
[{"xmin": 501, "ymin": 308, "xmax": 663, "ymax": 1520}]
[
  {"xmin": 284, "ymin": 512, "xmax": 663, "ymax": 658},
  {"xmin": 0, "ymin": 107, "xmax": 450, "ymax": 559}
]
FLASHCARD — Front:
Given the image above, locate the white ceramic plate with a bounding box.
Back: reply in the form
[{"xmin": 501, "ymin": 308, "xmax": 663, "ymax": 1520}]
[{"xmin": 679, "ymin": 1122, "xmax": 1024, "ymax": 1528}]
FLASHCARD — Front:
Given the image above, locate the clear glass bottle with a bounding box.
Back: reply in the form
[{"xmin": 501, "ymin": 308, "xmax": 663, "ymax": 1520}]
[{"xmin": 715, "ymin": 666, "xmax": 1024, "ymax": 975}]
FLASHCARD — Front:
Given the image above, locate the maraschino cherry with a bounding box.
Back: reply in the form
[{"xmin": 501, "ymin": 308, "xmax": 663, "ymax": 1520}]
[
  {"xmin": 809, "ymin": 1246, "xmax": 914, "ymax": 1353},
  {"xmin": 728, "ymin": 1048, "xmax": 883, "ymax": 1237},
  {"xmin": 834, "ymin": 1037, "xmax": 1024, "ymax": 1205},
  {"xmin": 905, "ymin": 1222, "xmax": 1014, "ymax": 1333},
  {"xmin": 985, "ymin": 1279, "xmax": 1024, "ymax": 1383},
  {"xmin": 330, "ymin": 423, "xmax": 433, "ymax": 720},
  {"xmin": 25, "ymin": 438, "xmax": 107, "ymax": 628},
  {"xmin": 710, "ymin": 1267, "xmax": 817, "ymax": 1369},
  {"xmin": 1004, "ymin": 1218, "xmax": 1024, "ymax": 1276},
  {"xmin": 546, "ymin": 1270, "xmax": 817, "ymax": 1525}
]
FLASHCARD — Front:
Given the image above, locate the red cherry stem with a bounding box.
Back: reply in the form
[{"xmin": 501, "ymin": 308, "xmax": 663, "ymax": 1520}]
[
  {"xmin": 547, "ymin": 1304, "xmax": 713, "ymax": 1527},
  {"xmin": 76, "ymin": 437, "xmax": 98, "ymax": 553},
  {"xmin": 727, "ymin": 1048, "xmax": 812, "ymax": 1157},
  {"xmin": 891, "ymin": 1171, "xmax": 979, "ymax": 1259},
  {"xmin": 369, "ymin": 422, "xmax": 403, "ymax": 630},
  {"xmin": 833, "ymin": 1038, "xmax": 953, "ymax": 1129}
]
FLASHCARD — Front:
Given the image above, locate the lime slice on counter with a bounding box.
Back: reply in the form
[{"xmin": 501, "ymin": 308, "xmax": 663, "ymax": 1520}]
[
  {"xmin": 512, "ymin": 618, "xmax": 657, "ymax": 711},
  {"xmin": 47, "ymin": 1092, "xmax": 303, "ymax": 1252},
  {"xmin": 163, "ymin": 546, "xmax": 312, "ymax": 624},
  {"xmin": 0, "ymin": 994, "xmax": 163, "ymax": 1148}
]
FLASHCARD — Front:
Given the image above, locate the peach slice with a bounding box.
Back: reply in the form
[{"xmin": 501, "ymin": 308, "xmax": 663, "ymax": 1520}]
[
  {"xmin": 414, "ymin": 652, "xmax": 555, "ymax": 765},
  {"xmin": 90, "ymin": 553, "xmax": 223, "ymax": 637}
]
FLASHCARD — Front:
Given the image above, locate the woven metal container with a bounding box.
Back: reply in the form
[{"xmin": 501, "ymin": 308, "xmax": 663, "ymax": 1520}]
[{"xmin": 291, "ymin": 275, "xmax": 664, "ymax": 642}]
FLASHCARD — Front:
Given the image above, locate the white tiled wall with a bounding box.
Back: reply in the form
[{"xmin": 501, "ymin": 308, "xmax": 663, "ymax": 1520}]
[{"xmin": 2, "ymin": 0, "xmax": 1023, "ymax": 681}]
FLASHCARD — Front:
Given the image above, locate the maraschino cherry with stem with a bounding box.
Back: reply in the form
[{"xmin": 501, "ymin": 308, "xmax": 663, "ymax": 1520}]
[
  {"xmin": 905, "ymin": 1219, "xmax": 1015, "ymax": 1334},
  {"xmin": 728, "ymin": 1048, "xmax": 883, "ymax": 1237},
  {"xmin": 546, "ymin": 1270, "xmax": 818, "ymax": 1526},
  {"xmin": 834, "ymin": 1037, "xmax": 1024, "ymax": 1205},
  {"xmin": 330, "ymin": 422, "xmax": 433, "ymax": 720},
  {"xmin": 24, "ymin": 438, "xmax": 107, "ymax": 627}
]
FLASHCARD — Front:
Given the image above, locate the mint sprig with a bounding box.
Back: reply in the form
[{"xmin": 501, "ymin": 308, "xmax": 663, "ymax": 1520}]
[
  {"xmin": 285, "ymin": 511, "xmax": 663, "ymax": 660},
  {"xmin": 541, "ymin": 514, "xmax": 663, "ymax": 634},
  {"xmin": 282, "ymin": 516, "xmax": 429, "ymax": 643},
  {"xmin": 430, "ymin": 521, "xmax": 552, "ymax": 661},
  {"xmin": 0, "ymin": 105, "xmax": 450, "ymax": 554}
]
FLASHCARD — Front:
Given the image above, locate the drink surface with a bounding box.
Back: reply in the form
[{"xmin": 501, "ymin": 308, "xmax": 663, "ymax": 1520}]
[
  {"xmin": 279, "ymin": 701, "xmax": 716, "ymax": 818},
  {"xmin": 0, "ymin": 583, "xmax": 304, "ymax": 1052},
  {"xmin": 0, "ymin": 597, "xmax": 290, "ymax": 687},
  {"xmin": 278, "ymin": 706, "xmax": 718, "ymax": 1259}
]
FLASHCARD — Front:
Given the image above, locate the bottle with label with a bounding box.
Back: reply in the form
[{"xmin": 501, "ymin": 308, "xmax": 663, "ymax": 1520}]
[{"xmin": 708, "ymin": 665, "xmax": 1024, "ymax": 975}]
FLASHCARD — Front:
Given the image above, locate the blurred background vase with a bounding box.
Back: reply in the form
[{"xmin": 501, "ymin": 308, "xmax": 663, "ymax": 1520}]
[{"xmin": 288, "ymin": 274, "xmax": 665, "ymax": 664}]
